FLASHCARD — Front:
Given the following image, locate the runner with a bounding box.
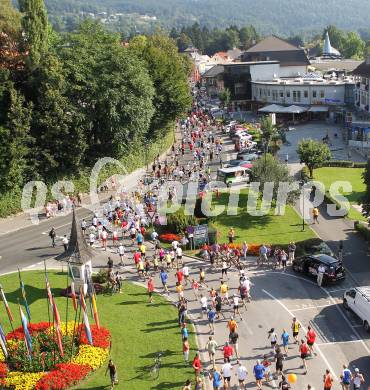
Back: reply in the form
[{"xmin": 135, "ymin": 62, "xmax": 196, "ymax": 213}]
[
  {"xmin": 262, "ymin": 354, "xmax": 272, "ymax": 382},
  {"xmin": 220, "ymin": 281, "xmax": 230, "ymax": 305},
  {"xmin": 223, "ymin": 342, "xmax": 234, "ymax": 363},
  {"xmin": 159, "ymin": 268, "xmax": 169, "ymax": 294},
  {"xmin": 191, "ymin": 279, "xmax": 199, "ymax": 299},
  {"xmin": 207, "ymin": 306, "xmax": 216, "ymax": 334},
  {"xmin": 306, "ymin": 325, "xmax": 317, "ymax": 356},
  {"xmin": 200, "ymin": 294, "xmax": 208, "ymax": 319},
  {"xmin": 182, "ymin": 264, "xmax": 190, "ymax": 286},
  {"xmin": 232, "ymin": 293, "xmax": 242, "ymax": 320},
  {"xmin": 281, "ymin": 329, "xmax": 290, "ymax": 356},
  {"xmin": 192, "ymin": 353, "xmax": 202, "ymax": 380},
  {"xmin": 221, "ymin": 358, "xmax": 233, "ymax": 389},
  {"xmin": 235, "ymin": 361, "xmax": 248, "ymax": 390},
  {"xmin": 278, "ymin": 375, "xmax": 291, "ymax": 389},
  {"xmin": 352, "ymin": 368, "xmax": 365, "ymax": 390},
  {"xmin": 323, "ymin": 369, "xmax": 334, "ymax": 390},
  {"xmin": 253, "ymin": 360, "xmax": 265, "ymax": 390},
  {"xmin": 340, "ymin": 364, "xmax": 352, "ymax": 390},
  {"xmin": 299, "ymin": 339, "xmax": 309, "ymax": 374},
  {"xmin": 118, "ymin": 243, "xmax": 125, "ymax": 265},
  {"xmin": 229, "ymin": 329, "xmax": 239, "ymax": 360},
  {"xmin": 209, "ymin": 368, "xmax": 222, "ymax": 390},
  {"xmin": 291, "ymin": 317, "xmax": 301, "ymax": 344},
  {"xmin": 206, "ymin": 336, "xmax": 218, "ymax": 369},
  {"xmin": 215, "ymin": 292, "xmax": 224, "ymax": 319},
  {"xmin": 275, "ymin": 347, "xmax": 284, "ymax": 378},
  {"xmin": 147, "ymin": 277, "xmax": 154, "ymax": 303},
  {"xmin": 199, "ymin": 268, "xmax": 207, "ymax": 288},
  {"xmin": 183, "ymin": 337, "xmax": 190, "ymax": 364},
  {"xmin": 268, "ymin": 328, "xmax": 278, "ymax": 353}
]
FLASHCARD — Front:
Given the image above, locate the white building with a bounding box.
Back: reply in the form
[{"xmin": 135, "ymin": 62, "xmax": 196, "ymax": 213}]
[{"xmin": 353, "ymin": 55, "xmax": 370, "ymax": 115}]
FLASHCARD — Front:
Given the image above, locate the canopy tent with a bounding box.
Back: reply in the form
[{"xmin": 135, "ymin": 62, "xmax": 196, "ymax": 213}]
[
  {"xmin": 258, "ymin": 104, "xmax": 286, "ymax": 113},
  {"xmin": 308, "ymin": 106, "xmax": 329, "ymax": 112},
  {"xmin": 282, "ymin": 105, "xmax": 308, "ymax": 114}
]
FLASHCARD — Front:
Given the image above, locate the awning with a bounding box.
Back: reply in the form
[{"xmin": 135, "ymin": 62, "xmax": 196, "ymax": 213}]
[
  {"xmin": 308, "ymin": 106, "xmax": 329, "ymax": 112},
  {"xmin": 282, "ymin": 105, "xmax": 308, "ymax": 114},
  {"xmin": 258, "ymin": 104, "xmax": 286, "ymax": 113}
]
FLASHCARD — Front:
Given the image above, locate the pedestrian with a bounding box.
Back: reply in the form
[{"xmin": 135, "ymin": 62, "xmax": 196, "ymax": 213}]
[
  {"xmin": 242, "ymin": 241, "xmax": 248, "ymax": 259},
  {"xmin": 220, "ymin": 281, "xmax": 230, "ymax": 305},
  {"xmin": 221, "ymin": 358, "xmax": 233, "ymax": 389},
  {"xmin": 258, "ymin": 244, "xmax": 268, "ymax": 266},
  {"xmin": 262, "ymin": 354, "xmax": 272, "ymax": 382},
  {"xmin": 340, "ymin": 364, "xmax": 352, "ymax": 390},
  {"xmin": 182, "ymin": 379, "xmax": 192, "ymax": 390},
  {"xmin": 288, "ymin": 241, "xmax": 296, "ymax": 263},
  {"xmin": 279, "ymin": 375, "xmax": 291, "ymax": 389},
  {"xmin": 291, "ymin": 317, "xmax": 301, "ymax": 343},
  {"xmin": 160, "ymin": 269, "xmax": 169, "ymax": 294},
  {"xmin": 215, "ymin": 292, "xmax": 224, "ymax": 319},
  {"xmin": 183, "ymin": 337, "xmax": 190, "ymax": 364},
  {"xmin": 235, "ymin": 361, "xmax": 248, "ymax": 390},
  {"xmin": 253, "ymin": 360, "xmax": 265, "ymax": 390},
  {"xmin": 312, "ymin": 207, "xmax": 319, "ymax": 224},
  {"xmin": 352, "ymin": 368, "xmax": 365, "ymax": 389},
  {"xmin": 118, "ymin": 243, "xmax": 125, "ymax": 265},
  {"xmin": 227, "ymin": 317, "xmax": 238, "ymax": 338},
  {"xmin": 221, "ymin": 260, "xmax": 229, "ymax": 280},
  {"xmin": 183, "ymin": 264, "xmax": 190, "ymax": 286},
  {"xmin": 299, "ymin": 339, "xmax": 309, "ymax": 374},
  {"xmin": 268, "ymin": 328, "xmax": 278, "ymax": 353},
  {"xmin": 181, "ymin": 323, "xmax": 189, "ymax": 340},
  {"xmin": 275, "ymin": 347, "xmax": 284, "ymax": 378},
  {"xmin": 281, "ymin": 329, "xmax": 289, "ymax": 356},
  {"xmin": 199, "ymin": 268, "xmax": 207, "ymax": 288},
  {"xmin": 229, "ymin": 329, "xmax": 239, "ymax": 360},
  {"xmin": 209, "ymin": 368, "xmax": 222, "ymax": 390},
  {"xmin": 147, "ymin": 277, "xmax": 154, "ymax": 303},
  {"xmin": 232, "ymin": 293, "xmax": 242, "ymax": 320},
  {"xmin": 207, "ymin": 307, "xmax": 216, "ymax": 334},
  {"xmin": 223, "ymin": 341, "xmax": 234, "ymax": 363},
  {"xmin": 192, "ymin": 279, "xmax": 199, "ymax": 299},
  {"xmin": 192, "ymin": 352, "xmax": 202, "ymax": 380},
  {"xmin": 200, "ymin": 294, "xmax": 208, "ymax": 318},
  {"xmin": 105, "ymin": 359, "xmax": 118, "ymax": 389},
  {"xmin": 306, "ymin": 325, "xmax": 317, "ymax": 355},
  {"xmin": 323, "ymin": 369, "xmax": 334, "ymax": 390},
  {"xmin": 206, "ymin": 336, "xmax": 218, "ymax": 369},
  {"xmin": 280, "ymin": 250, "xmax": 287, "ymax": 272},
  {"xmin": 62, "ymin": 235, "xmax": 68, "ymax": 251},
  {"xmin": 49, "ymin": 227, "xmax": 56, "ymax": 247},
  {"xmin": 317, "ymin": 263, "xmax": 326, "ymax": 286}
]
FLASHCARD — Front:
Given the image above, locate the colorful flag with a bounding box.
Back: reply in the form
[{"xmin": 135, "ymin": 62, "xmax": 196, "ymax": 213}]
[
  {"xmin": 79, "ymin": 287, "xmax": 86, "ymax": 311},
  {"xmin": 52, "ymin": 298, "xmax": 64, "ymax": 357},
  {"xmin": 90, "ymin": 293, "xmax": 100, "ymax": 329},
  {"xmin": 19, "ymin": 305, "xmax": 32, "ymax": 359},
  {"xmin": 0, "ymin": 324, "xmax": 7, "ymax": 358},
  {"xmin": 79, "ymin": 289, "xmax": 93, "ymax": 345},
  {"xmin": 0, "ymin": 285, "xmax": 14, "ymax": 322},
  {"xmin": 70, "ymin": 282, "xmax": 78, "ymax": 312},
  {"xmin": 18, "ymin": 270, "xmax": 31, "ymax": 321},
  {"xmin": 45, "ymin": 275, "xmax": 53, "ymax": 309}
]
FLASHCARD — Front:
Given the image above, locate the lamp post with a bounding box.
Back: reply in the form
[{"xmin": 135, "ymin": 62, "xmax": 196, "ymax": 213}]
[{"xmin": 299, "ymin": 180, "xmax": 306, "ymax": 231}]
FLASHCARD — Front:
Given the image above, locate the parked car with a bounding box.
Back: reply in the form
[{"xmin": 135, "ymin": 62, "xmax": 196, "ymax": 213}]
[
  {"xmin": 292, "ymin": 254, "xmax": 345, "ymax": 284},
  {"xmin": 236, "ymin": 152, "xmax": 260, "ymax": 161},
  {"xmin": 343, "ymin": 287, "xmax": 370, "ymax": 331}
]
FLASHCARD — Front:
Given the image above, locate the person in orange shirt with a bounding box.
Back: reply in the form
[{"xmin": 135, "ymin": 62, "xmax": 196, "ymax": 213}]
[
  {"xmin": 323, "ymin": 369, "xmax": 334, "ymax": 390},
  {"xmin": 183, "ymin": 337, "xmax": 190, "ymax": 364},
  {"xmin": 147, "ymin": 278, "xmax": 154, "ymax": 303}
]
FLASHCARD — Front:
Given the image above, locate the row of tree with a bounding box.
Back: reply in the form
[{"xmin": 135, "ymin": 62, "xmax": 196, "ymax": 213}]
[{"xmin": 0, "ymin": 0, "xmax": 191, "ymax": 197}]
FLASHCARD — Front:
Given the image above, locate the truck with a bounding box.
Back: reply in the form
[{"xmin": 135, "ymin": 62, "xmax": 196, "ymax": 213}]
[{"xmin": 343, "ymin": 286, "xmax": 370, "ymax": 331}]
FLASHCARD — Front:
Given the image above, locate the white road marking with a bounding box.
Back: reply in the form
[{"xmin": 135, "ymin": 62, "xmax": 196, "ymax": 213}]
[
  {"xmin": 316, "ymin": 340, "xmax": 363, "ymax": 346},
  {"xmin": 325, "ymin": 288, "xmax": 349, "ymax": 293},
  {"xmin": 291, "ymin": 304, "xmax": 332, "ymax": 312},
  {"xmin": 262, "ymin": 288, "xmax": 338, "ymax": 381}
]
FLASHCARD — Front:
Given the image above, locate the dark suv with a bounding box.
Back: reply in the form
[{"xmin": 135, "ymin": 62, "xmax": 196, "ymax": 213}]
[{"xmin": 292, "ymin": 254, "xmax": 345, "ymax": 284}]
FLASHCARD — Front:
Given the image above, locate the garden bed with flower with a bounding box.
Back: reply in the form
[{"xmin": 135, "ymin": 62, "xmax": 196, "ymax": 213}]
[{"xmin": 0, "ymin": 321, "xmax": 110, "ymax": 390}]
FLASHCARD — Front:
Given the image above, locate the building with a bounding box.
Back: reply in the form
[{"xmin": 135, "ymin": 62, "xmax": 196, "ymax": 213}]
[
  {"xmin": 251, "ymin": 74, "xmax": 354, "ymax": 111},
  {"xmin": 241, "ymin": 36, "xmax": 310, "ymax": 77},
  {"xmin": 353, "ymin": 55, "xmax": 370, "ymax": 116},
  {"xmin": 322, "ymin": 32, "xmax": 341, "ymax": 59}
]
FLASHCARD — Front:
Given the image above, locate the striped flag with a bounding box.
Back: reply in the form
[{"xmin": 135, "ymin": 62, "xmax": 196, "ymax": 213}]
[
  {"xmin": 0, "ymin": 285, "xmax": 14, "ymax": 322},
  {"xmin": 45, "ymin": 275, "xmax": 53, "ymax": 309},
  {"xmin": 0, "ymin": 324, "xmax": 7, "ymax": 358},
  {"xmin": 79, "ymin": 289, "xmax": 93, "ymax": 345},
  {"xmin": 18, "ymin": 270, "xmax": 31, "ymax": 321},
  {"xmin": 90, "ymin": 293, "xmax": 100, "ymax": 329},
  {"xmin": 52, "ymin": 297, "xmax": 64, "ymax": 357},
  {"xmin": 19, "ymin": 305, "xmax": 32, "ymax": 359},
  {"xmin": 70, "ymin": 282, "xmax": 78, "ymax": 312}
]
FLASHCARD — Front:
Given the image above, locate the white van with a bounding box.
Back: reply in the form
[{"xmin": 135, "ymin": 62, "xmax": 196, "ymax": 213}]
[{"xmin": 343, "ymin": 287, "xmax": 370, "ymax": 331}]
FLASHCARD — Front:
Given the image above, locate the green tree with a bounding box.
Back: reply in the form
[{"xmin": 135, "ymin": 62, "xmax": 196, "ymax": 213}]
[
  {"xmin": 342, "ymin": 32, "xmax": 365, "ymax": 59},
  {"xmin": 362, "ymin": 159, "xmax": 370, "ymax": 217},
  {"xmin": 239, "ymin": 25, "xmax": 259, "ymax": 49},
  {"xmin": 219, "ymin": 88, "xmax": 231, "ymax": 109},
  {"xmin": 297, "ymin": 139, "xmax": 331, "ymax": 177},
  {"xmin": 261, "ymin": 116, "xmax": 279, "ymax": 155},
  {"xmin": 176, "ymin": 33, "xmax": 193, "ymax": 52},
  {"xmin": 129, "ymin": 34, "xmax": 191, "ymax": 138},
  {"xmin": 29, "ymin": 54, "xmax": 87, "ymax": 179},
  {"xmin": 0, "ymin": 0, "xmax": 21, "ymax": 36},
  {"xmin": 19, "ymin": 0, "xmax": 49, "ymax": 68},
  {"xmin": 0, "ymin": 73, "xmax": 33, "ymax": 193}
]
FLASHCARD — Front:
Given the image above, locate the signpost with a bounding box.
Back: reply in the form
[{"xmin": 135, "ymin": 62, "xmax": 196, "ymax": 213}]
[{"xmin": 193, "ymin": 224, "xmax": 209, "ymax": 248}]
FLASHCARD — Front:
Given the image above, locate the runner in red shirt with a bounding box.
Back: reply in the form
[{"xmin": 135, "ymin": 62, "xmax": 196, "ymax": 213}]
[
  {"xmin": 306, "ymin": 325, "xmax": 316, "ymax": 356},
  {"xmin": 223, "ymin": 342, "xmax": 234, "ymax": 362},
  {"xmin": 299, "ymin": 339, "xmax": 309, "ymax": 374},
  {"xmin": 176, "ymin": 269, "xmax": 183, "ymax": 285},
  {"xmin": 133, "ymin": 250, "xmax": 141, "ymax": 265},
  {"xmin": 147, "ymin": 278, "xmax": 154, "ymax": 303},
  {"xmin": 192, "ymin": 352, "xmax": 202, "ymax": 379}
]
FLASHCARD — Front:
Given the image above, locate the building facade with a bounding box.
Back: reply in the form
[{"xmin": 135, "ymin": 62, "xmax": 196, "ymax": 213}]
[{"xmin": 353, "ymin": 55, "xmax": 370, "ymax": 115}]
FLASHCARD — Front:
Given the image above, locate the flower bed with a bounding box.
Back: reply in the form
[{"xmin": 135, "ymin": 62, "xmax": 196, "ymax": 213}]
[
  {"xmin": 159, "ymin": 233, "xmax": 181, "ymax": 243},
  {"xmin": 0, "ymin": 322, "xmax": 111, "ymax": 390}
]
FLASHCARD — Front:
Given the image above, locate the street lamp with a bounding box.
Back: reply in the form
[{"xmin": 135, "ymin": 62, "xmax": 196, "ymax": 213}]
[{"xmin": 299, "ymin": 180, "xmax": 306, "ymax": 231}]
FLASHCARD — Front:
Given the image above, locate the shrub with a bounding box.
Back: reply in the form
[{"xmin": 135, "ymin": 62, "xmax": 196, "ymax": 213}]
[
  {"xmin": 166, "ymin": 208, "xmax": 197, "ymax": 234},
  {"xmin": 92, "ymin": 270, "xmax": 109, "ymax": 284},
  {"xmin": 301, "ymin": 166, "xmax": 311, "ymax": 181},
  {"xmin": 354, "ymin": 221, "xmax": 370, "ymax": 242},
  {"xmin": 322, "ymin": 160, "xmax": 367, "ymax": 168}
]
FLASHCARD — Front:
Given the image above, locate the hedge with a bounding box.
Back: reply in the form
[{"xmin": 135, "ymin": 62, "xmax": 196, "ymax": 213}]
[
  {"xmin": 354, "ymin": 221, "xmax": 370, "ymax": 242},
  {"xmin": 322, "ymin": 160, "xmax": 366, "ymax": 168}
]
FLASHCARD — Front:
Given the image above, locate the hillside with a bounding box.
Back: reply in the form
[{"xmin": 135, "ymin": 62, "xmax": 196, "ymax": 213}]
[{"xmin": 45, "ymin": 0, "xmax": 370, "ymax": 35}]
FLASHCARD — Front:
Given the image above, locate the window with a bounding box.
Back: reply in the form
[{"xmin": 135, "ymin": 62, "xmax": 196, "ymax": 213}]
[
  {"xmin": 259, "ymin": 88, "xmax": 262, "ymax": 97},
  {"xmin": 272, "ymin": 90, "xmax": 278, "ymax": 101},
  {"xmin": 304, "ymin": 90, "xmax": 308, "ymax": 98},
  {"xmin": 312, "ymin": 90, "xmax": 317, "ymax": 98},
  {"xmin": 293, "ymin": 90, "xmax": 301, "ymax": 102},
  {"xmin": 286, "ymin": 90, "xmax": 290, "ymax": 98},
  {"xmin": 267, "ymin": 89, "xmax": 270, "ymax": 97},
  {"xmin": 279, "ymin": 90, "xmax": 284, "ymax": 98},
  {"xmin": 320, "ymin": 90, "xmax": 325, "ymax": 98},
  {"xmin": 234, "ymin": 83, "xmax": 244, "ymax": 96}
]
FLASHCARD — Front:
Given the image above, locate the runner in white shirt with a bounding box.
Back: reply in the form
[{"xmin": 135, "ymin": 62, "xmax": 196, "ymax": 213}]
[
  {"xmin": 89, "ymin": 232, "xmax": 95, "ymax": 246},
  {"xmin": 118, "ymin": 243, "xmax": 125, "ymax": 265},
  {"xmin": 172, "ymin": 240, "xmax": 179, "ymax": 250},
  {"xmin": 233, "ymin": 294, "xmax": 242, "ymax": 319},
  {"xmin": 221, "ymin": 361, "xmax": 233, "ymax": 388},
  {"xmin": 182, "ymin": 265, "xmax": 189, "ymax": 286},
  {"xmin": 176, "ymin": 246, "xmax": 183, "ymax": 267},
  {"xmin": 236, "ymin": 361, "xmax": 248, "ymax": 389},
  {"xmin": 200, "ymin": 294, "xmax": 208, "ymax": 319}
]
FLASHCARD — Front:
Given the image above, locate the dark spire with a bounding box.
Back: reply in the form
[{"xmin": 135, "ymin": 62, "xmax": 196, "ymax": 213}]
[{"xmin": 56, "ymin": 208, "xmax": 95, "ymax": 264}]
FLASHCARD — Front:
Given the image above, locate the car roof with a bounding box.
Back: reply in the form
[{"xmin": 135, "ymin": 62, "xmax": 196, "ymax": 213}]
[
  {"xmin": 217, "ymin": 166, "xmax": 249, "ymax": 173},
  {"xmin": 311, "ymin": 254, "xmax": 338, "ymax": 264}
]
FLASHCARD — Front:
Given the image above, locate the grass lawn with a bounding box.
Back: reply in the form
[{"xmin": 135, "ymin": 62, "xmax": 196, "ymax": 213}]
[
  {"xmin": 314, "ymin": 167, "xmax": 366, "ymax": 221},
  {"xmin": 0, "ymin": 270, "xmax": 196, "ymax": 390},
  {"xmin": 210, "ymin": 189, "xmax": 316, "ymax": 245}
]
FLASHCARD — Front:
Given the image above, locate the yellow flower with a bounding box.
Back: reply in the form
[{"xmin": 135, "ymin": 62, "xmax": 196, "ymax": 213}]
[
  {"xmin": 4, "ymin": 371, "xmax": 45, "ymax": 390},
  {"xmin": 72, "ymin": 345, "xmax": 109, "ymax": 370},
  {"xmin": 47, "ymin": 321, "xmax": 76, "ymax": 337},
  {"xmin": 0, "ymin": 348, "xmax": 4, "ymax": 363},
  {"xmin": 0, "ymin": 339, "xmax": 19, "ymax": 362}
]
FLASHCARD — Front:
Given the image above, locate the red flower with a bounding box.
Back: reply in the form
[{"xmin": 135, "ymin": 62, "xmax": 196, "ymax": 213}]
[
  {"xmin": 78, "ymin": 325, "xmax": 110, "ymax": 348},
  {"xmin": 35, "ymin": 363, "xmax": 91, "ymax": 390},
  {"xmin": 0, "ymin": 362, "xmax": 7, "ymax": 379},
  {"xmin": 159, "ymin": 233, "xmax": 181, "ymax": 243},
  {"xmin": 6, "ymin": 322, "xmax": 51, "ymax": 340}
]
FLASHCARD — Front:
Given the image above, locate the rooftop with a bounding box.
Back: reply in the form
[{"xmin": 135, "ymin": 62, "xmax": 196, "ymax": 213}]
[
  {"xmin": 253, "ymin": 76, "xmax": 354, "ymax": 86},
  {"xmin": 246, "ymin": 36, "xmax": 301, "ymax": 53},
  {"xmin": 353, "ymin": 58, "xmax": 370, "ymax": 78}
]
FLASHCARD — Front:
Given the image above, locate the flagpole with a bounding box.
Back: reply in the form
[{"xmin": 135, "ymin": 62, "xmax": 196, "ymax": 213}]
[
  {"xmin": 44, "ymin": 262, "xmax": 51, "ymax": 327},
  {"xmin": 65, "ymin": 260, "xmax": 70, "ymax": 330},
  {"xmin": 18, "ymin": 268, "xmax": 31, "ymax": 322},
  {"xmin": 70, "ymin": 299, "xmax": 80, "ymax": 361},
  {"xmin": 51, "ymin": 295, "xmax": 56, "ymax": 367},
  {"xmin": 0, "ymin": 285, "xmax": 14, "ymax": 332}
]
